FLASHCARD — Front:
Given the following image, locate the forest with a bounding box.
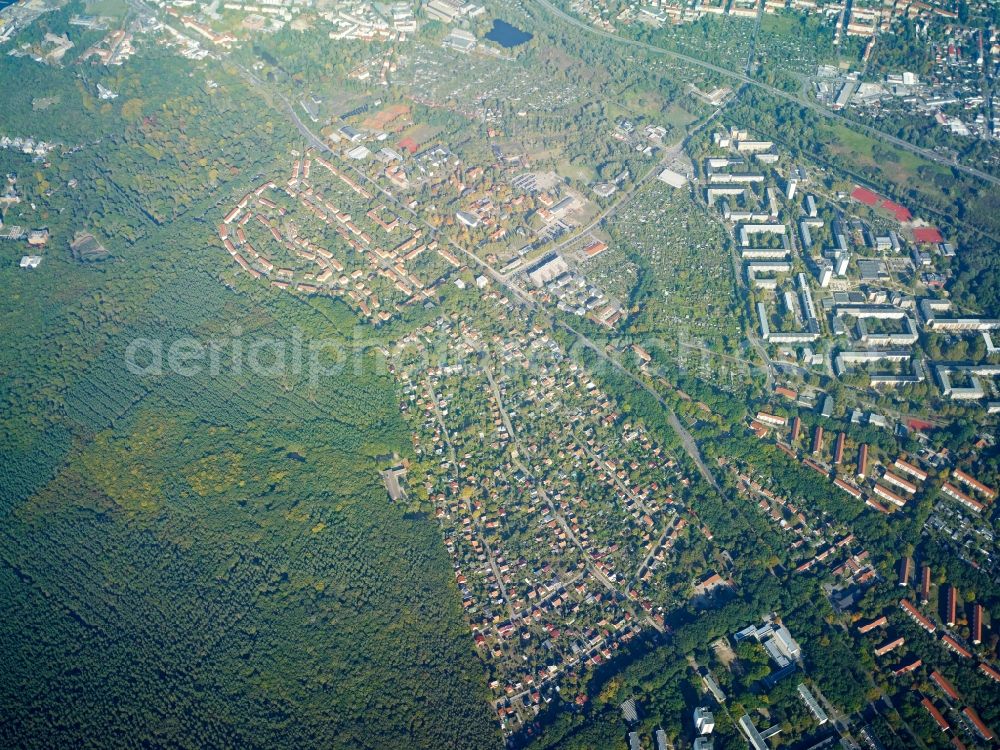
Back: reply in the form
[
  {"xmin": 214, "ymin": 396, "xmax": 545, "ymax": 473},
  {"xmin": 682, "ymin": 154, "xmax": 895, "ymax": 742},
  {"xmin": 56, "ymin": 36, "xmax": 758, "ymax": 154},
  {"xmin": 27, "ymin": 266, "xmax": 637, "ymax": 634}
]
[
  {"xmin": 3, "ymin": 1, "xmax": 999, "ymax": 747},
  {"xmin": 0, "ymin": 31, "xmax": 498, "ymax": 750}
]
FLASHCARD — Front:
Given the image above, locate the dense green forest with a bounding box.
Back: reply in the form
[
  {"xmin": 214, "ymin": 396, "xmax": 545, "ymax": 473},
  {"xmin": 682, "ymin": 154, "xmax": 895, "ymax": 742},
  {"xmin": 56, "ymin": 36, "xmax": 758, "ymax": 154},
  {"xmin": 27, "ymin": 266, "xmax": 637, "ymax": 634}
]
[
  {"xmin": 4, "ymin": 1, "xmax": 999, "ymax": 747},
  {"xmin": 0, "ymin": 40, "xmax": 498, "ymax": 750},
  {"xmin": 0, "ymin": 210, "xmax": 499, "ymax": 750}
]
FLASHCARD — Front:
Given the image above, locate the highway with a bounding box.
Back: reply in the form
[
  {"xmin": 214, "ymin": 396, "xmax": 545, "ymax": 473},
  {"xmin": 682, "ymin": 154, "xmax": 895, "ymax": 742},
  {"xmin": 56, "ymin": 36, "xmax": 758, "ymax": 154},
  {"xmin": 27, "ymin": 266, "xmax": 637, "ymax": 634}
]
[{"xmin": 531, "ymin": 0, "xmax": 1000, "ymax": 189}]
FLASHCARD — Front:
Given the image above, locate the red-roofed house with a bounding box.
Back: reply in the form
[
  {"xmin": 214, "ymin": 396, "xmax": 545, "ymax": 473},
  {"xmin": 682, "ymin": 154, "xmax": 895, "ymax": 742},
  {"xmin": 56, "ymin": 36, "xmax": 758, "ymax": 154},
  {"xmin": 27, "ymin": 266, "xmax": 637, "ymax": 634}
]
[
  {"xmin": 858, "ymin": 615, "xmax": 888, "ymax": 634},
  {"xmin": 980, "ymin": 662, "xmax": 1000, "ymax": 683},
  {"xmin": 962, "ymin": 707, "xmax": 993, "ymax": 742},
  {"xmin": 921, "ymin": 697, "xmax": 949, "ymax": 731},
  {"xmin": 893, "ymin": 658, "xmax": 922, "ymax": 676},
  {"xmin": 940, "ymin": 634, "xmax": 971, "ymax": 658},
  {"xmin": 930, "ymin": 670, "xmax": 960, "ymax": 701},
  {"xmin": 971, "ymin": 603, "xmax": 983, "ymax": 645}
]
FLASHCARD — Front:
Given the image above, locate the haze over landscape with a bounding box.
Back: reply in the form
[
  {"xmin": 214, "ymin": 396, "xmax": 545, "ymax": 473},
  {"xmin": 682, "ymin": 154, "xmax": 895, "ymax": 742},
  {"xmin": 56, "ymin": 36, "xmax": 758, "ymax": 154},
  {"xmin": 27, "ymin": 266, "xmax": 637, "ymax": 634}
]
[{"xmin": 1, "ymin": 0, "xmax": 999, "ymax": 747}]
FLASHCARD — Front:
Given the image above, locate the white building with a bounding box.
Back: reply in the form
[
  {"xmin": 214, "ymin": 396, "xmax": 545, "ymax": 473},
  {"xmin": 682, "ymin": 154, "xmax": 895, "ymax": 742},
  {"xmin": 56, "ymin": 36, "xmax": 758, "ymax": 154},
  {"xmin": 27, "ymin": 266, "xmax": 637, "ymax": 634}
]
[
  {"xmin": 694, "ymin": 706, "xmax": 715, "ymax": 735},
  {"xmin": 657, "ymin": 168, "xmax": 687, "ymax": 188}
]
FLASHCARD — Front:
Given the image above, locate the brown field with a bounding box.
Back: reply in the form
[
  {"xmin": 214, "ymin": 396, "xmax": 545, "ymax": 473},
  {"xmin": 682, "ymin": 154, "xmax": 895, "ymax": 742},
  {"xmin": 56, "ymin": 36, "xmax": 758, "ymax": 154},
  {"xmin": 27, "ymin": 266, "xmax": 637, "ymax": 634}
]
[{"xmin": 362, "ymin": 103, "xmax": 412, "ymax": 132}]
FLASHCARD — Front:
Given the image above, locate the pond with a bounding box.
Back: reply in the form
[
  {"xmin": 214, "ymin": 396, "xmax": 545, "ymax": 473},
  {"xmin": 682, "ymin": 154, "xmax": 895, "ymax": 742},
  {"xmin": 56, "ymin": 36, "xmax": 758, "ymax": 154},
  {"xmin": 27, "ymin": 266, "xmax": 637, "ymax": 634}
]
[{"xmin": 484, "ymin": 19, "xmax": 533, "ymax": 48}]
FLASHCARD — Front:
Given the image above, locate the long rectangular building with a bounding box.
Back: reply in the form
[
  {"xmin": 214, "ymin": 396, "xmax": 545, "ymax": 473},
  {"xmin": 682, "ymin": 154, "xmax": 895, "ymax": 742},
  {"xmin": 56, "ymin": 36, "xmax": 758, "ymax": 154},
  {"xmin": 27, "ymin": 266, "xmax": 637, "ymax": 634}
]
[
  {"xmin": 900, "ymin": 599, "xmax": 936, "ymax": 632},
  {"xmin": 942, "ymin": 483, "xmax": 985, "ymax": 513},
  {"xmin": 874, "ymin": 636, "xmax": 905, "ymax": 656},
  {"xmin": 866, "ymin": 497, "xmax": 890, "ymax": 514},
  {"xmin": 833, "ymin": 432, "xmax": 845, "ymax": 464},
  {"xmin": 737, "ymin": 714, "xmax": 769, "ymax": 750},
  {"xmin": 921, "ymin": 697, "xmax": 949, "ymax": 731},
  {"xmin": 834, "ymin": 477, "xmax": 862, "ymax": 499},
  {"xmin": 897, "ymin": 557, "xmax": 912, "ymax": 587},
  {"xmin": 812, "ymin": 426, "xmax": 824, "ymax": 456},
  {"xmin": 893, "ymin": 659, "xmax": 922, "ymax": 676},
  {"xmin": 859, "ymin": 616, "xmax": 888, "ymax": 634},
  {"xmin": 894, "ymin": 458, "xmax": 927, "ymax": 481},
  {"xmin": 920, "ymin": 566, "xmax": 932, "ymax": 604},
  {"xmin": 797, "ymin": 684, "xmax": 828, "ymax": 725},
  {"xmin": 979, "ymin": 662, "xmax": 1000, "ymax": 683},
  {"xmin": 756, "ymin": 411, "xmax": 786, "ymax": 427},
  {"xmin": 971, "ymin": 603, "xmax": 983, "ymax": 645},
  {"xmin": 857, "ymin": 444, "xmax": 869, "ymax": 479},
  {"xmin": 952, "ymin": 468, "xmax": 996, "ymax": 499},
  {"xmin": 803, "ymin": 457, "xmax": 827, "ymax": 476},
  {"xmin": 946, "ymin": 585, "xmax": 957, "ymax": 627},
  {"xmin": 962, "ymin": 707, "xmax": 994, "ymax": 742},
  {"xmin": 882, "ymin": 471, "xmax": 917, "ymax": 494},
  {"xmin": 874, "ymin": 483, "xmax": 906, "ymax": 508},
  {"xmin": 930, "ymin": 670, "xmax": 960, "ymax": 701},
  {"xmin": 941, "ymin": 634, "xmax": 971, "ymax": 658}
]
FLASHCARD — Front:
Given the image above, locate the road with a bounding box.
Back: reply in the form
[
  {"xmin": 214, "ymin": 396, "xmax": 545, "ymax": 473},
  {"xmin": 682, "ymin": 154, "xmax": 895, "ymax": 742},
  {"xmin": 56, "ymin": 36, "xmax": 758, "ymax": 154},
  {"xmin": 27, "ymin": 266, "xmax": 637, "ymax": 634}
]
[
  {"xmin": 479, "ymin": 352, "xmax": 622, "ymax": 594},
  {"xmin": 423, "ymin": 377, "xmax": 520, "ymax": 624},
  {"xmin": 541, "ymin": 156, "xmax": 664, "ymax": 265},
  {"xmin": 543, "ymin": 105, "xmax": 725, "ymax": 269},
  {"xmin": 475, "ymin": 345, "xmax": 666, "ymax": 634},
  {"xmin": 811, "ymin": 682, "xmax": 856, "ymax": 741},
  {"xmin": 573, "ymin": 432, "xmax": 657, "ymax": 517},
  {"xmin": 213, "ymin": 13, "xmax": 776, "ymax": 484},
  {"xmin": 725, "ymin": 239, "xmax": 776, "ymax": 390},
  {"xmin": 684, "ymin": 145, "xmax": 775, "ymax": 389},
  {"xmin": 531, "ymin": 0, "xmax": 1000, "ymax": 189},
  {"xmin": 147, "ymin": 0, "xmax": 767, "ymax": 561},
  {"xmin": 629, "ymin": 513, "xmax": 680, "ymax": 588}
]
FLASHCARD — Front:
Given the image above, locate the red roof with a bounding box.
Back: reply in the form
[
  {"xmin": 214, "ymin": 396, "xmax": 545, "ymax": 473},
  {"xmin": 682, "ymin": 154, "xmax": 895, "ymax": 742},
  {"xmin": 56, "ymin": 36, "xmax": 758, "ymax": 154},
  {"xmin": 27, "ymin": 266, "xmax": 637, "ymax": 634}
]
[
  {"xmin": 913, "ymin": 226, "xmax": 943, "ymax": 244},
  {"xmin": 980, "ymin": 662, "xmax": 1000, "ymax": 682},
  {"xmin": 907, "ymin": 418, "xmax": 934, "ymax": 432},
  {"xmin": 940, "ymin": 634, "xmax": 971, "ymax": 658},
  {"xmin": 962, "ymin": 707, "xmax": 993, "ymax": 741},
  {"xmin": 852, "ymin": 186, "xmax": 880, "ymax": 206},
  {"xmin": 930, "ymin": 670, "xmax": 960, "ymax": 701},
  {"xmin": 921, "ymin": 697, "xmax": 949, "ymax": 731}
]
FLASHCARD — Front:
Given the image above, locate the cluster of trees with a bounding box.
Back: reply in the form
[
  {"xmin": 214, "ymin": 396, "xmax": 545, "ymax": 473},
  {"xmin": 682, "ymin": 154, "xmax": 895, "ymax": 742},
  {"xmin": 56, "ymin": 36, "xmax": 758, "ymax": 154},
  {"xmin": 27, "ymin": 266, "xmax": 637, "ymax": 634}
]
[
  {"xmin": 2, "ymin": 225, "xmax": 502, "ymax": 748},
  {"xmin": 0, "ymin": 30, "xmax": 508, "ymax": 748}
]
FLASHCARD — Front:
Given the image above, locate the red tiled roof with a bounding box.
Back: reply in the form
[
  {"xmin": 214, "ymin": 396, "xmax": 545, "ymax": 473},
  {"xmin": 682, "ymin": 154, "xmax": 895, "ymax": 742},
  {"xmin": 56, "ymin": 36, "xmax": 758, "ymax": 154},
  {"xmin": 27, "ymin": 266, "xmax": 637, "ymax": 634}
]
[
  {"xmin": 930, "ymin": 670, "xmax": 960, "ymax": 701},
  {"xmin": 921, "ymin": 697, "xmax": 949, "ymax": 731},
  {"xmin": 962, "ymin": 706, "xmax": 993, "ymax": 741},
  {"xmin": 980, "ymin": 662, "xmax": 1000, "ymax": 683}
]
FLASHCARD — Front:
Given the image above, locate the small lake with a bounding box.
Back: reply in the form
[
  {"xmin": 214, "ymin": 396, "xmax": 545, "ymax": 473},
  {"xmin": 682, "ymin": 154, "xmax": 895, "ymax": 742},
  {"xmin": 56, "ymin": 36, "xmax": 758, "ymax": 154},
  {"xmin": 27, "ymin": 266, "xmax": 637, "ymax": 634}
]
[{"xmin": 485, "ymin": 19, "xmax": 532, "ymax": 48}]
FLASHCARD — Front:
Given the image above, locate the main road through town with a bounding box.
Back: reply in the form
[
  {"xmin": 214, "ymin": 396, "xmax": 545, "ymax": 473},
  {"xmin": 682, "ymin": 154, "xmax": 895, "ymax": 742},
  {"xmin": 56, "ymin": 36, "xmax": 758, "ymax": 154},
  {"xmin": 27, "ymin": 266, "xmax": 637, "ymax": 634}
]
[{"xmin": 531, "ymin": 0, "xmax": 1000, "ymax": 189}]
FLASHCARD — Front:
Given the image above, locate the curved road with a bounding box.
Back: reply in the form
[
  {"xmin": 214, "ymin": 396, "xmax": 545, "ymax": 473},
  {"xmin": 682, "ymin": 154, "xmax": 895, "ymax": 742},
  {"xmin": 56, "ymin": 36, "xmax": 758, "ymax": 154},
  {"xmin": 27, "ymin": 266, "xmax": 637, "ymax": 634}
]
[{"xmin": 532, "ymin": 0, "xmax": 1000, "ymax": 189}]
